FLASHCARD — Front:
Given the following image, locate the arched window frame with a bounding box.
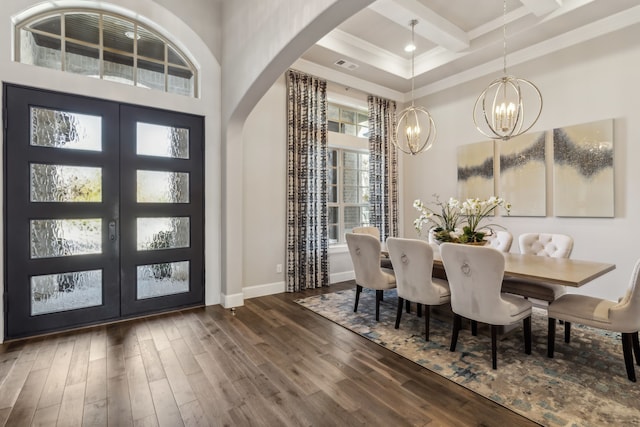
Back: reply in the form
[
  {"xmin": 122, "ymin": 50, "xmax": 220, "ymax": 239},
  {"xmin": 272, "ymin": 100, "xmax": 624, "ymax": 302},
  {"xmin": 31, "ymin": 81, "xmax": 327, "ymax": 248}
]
[{"xmin": 14, "ymin": 8, "xmax": 199, "ymax": 98}]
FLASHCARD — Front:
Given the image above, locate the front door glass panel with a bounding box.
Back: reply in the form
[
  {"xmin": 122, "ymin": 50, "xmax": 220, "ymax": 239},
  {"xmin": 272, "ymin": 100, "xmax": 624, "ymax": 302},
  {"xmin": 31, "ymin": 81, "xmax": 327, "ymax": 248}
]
[
  {"xmin": 30, "ymin": 219, "xmax": 102, "ymax": 258},
  {"xmin": 136, "ymin": 122, "xmax": 189, "ymax": 158},
  {"xmin": 136, "ymin": 217, "xmax": 190, "ymax": 250},
  {"xmin": 137, "ymin": 170, "xmax": 189, "ymax": 203},
  {"xmin": 30, "ymin": 164, "xmax": 102, "ymax": 202},
  {"xmin": 137, "ymin": 261, "xmax": 189, "ymax": 299},
  {"xmin": 31, "ymin": 269, "xmax": 103, "ymax": 315},
  {"xmin": 30, "ymin": 107, "xmax": 102, "ymax": 151}
]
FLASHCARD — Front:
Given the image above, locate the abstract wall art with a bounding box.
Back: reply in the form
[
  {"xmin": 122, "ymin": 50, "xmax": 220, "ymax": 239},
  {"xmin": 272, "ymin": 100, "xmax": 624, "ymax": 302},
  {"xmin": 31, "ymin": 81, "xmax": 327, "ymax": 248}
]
[
  {"xmin": 457, "ymin": 140, "xmax": 494, "ymax": 201},
  {"xmin": 498, "ymin": 131, "xmax": 546, "ymax": 216},
  {"xmin": 553, "ymin": 119, "xmax": 614, "ymax": 217}
]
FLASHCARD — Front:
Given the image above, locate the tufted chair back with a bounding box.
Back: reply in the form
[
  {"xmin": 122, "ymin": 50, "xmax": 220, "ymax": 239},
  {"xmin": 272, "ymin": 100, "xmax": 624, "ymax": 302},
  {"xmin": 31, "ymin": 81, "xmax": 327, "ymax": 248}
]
[
  {"xmin": 386, "ymin": 238, "xmax": 449, "ymax": 305},
  {"xmin": 519, "ymin": 233, "xmax": 573, "ymax": 258},
  {"xmin": 485, "ymin": 230, "xmax": 513, "ymax": 252},
  {"xmin": 440, "ymin": 243, "xmax": 530, "ymax": 325},
  {"xmin": 346, "ymin": 233, "xmax": 395, "ymax": 290},
  {"xmin": 352, "ymin": 226, "xmax": 381, "ymax": 241}
]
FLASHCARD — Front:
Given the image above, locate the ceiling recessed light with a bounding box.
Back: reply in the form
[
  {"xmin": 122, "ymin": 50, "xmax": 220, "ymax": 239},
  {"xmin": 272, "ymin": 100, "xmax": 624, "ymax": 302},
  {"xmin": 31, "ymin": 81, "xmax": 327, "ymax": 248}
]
[{"xmin": 404, "ymin": 43, "xmax": 416, "ymax": 52}]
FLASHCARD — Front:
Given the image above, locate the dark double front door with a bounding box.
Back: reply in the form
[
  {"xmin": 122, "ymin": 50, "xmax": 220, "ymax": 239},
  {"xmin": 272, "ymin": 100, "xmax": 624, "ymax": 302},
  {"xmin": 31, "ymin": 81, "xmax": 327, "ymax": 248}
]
[{"xmin": 4, "ymin": 84, "xmax": 204, "ymax": 339}]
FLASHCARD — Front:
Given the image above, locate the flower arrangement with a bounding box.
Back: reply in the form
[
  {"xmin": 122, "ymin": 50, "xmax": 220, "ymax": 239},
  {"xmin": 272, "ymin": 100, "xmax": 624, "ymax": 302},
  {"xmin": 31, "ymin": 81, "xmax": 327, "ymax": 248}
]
[{"xmin": 414, "ymin": 194, "xmax": 511, "ymax": 244}]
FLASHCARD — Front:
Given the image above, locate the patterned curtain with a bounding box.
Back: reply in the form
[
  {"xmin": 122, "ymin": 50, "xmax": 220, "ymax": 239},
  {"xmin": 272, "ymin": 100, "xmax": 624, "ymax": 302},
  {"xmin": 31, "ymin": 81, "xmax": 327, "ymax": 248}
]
[
  {"xmin": 368, "ymin": 95, "xmax": 398, "ymax": 241},
  {"xmin": 285, "ymin": 69, "xmax": 329, "ymax": 292}
]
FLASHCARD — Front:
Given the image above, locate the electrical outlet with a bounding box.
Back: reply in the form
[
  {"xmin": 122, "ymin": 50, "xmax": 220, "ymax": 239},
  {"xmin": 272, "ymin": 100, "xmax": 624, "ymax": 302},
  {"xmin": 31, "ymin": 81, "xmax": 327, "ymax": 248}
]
[{"xmin": 276, "ymin": 264, "xmax": 283, "ymax": 273}]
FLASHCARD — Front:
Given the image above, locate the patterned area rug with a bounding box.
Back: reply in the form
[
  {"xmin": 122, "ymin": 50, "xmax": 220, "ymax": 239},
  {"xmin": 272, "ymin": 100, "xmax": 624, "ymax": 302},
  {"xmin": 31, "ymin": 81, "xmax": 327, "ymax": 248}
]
[{"xmin": 295, "ymin": 288, "xmax": 640, "ymax": 427}]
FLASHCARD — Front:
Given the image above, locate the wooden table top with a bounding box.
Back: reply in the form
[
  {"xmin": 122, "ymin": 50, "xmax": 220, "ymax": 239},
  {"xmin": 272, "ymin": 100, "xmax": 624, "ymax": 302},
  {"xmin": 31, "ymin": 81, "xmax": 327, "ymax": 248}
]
[{"xmin": 383, "ymin": 244, "xmax": 616, "ymax": 288}]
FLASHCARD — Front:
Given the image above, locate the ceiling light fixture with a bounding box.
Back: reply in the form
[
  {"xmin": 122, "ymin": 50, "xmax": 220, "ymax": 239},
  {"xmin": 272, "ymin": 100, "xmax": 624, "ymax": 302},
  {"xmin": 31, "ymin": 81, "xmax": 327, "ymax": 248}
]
[
  {"xmin": 393, "ymin": 19, "xmax": 436, "ymax": 155},
  {"xmin": 473, "ymin": 0, "xmax": 542, "ymax": 140}
]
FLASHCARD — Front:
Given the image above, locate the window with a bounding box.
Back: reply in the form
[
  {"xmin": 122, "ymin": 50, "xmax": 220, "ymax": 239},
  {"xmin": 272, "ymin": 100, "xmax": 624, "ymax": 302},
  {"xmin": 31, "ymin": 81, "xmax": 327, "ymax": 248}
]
[
  {"xmin": 328, "ymin": 104, "xmax": 369, "ymax": 138},
  {"xmin": 16, "ymin": 10, "xmax": 197, "ymax": 97},
  {"xmin": 328, "ymin": 148, "xmax": 370, "ymax": 244}
]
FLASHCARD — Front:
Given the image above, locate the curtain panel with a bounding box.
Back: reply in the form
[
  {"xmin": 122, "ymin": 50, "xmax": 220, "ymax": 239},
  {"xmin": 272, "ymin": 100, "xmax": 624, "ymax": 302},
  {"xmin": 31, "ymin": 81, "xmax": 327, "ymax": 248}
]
[
  {"xmin": 285, "ymin": 70, "xmax": 329, "ymax": 292},
  {"xmin": 368, "ymin": 95, "xmax": 398, "ymax": 241}
]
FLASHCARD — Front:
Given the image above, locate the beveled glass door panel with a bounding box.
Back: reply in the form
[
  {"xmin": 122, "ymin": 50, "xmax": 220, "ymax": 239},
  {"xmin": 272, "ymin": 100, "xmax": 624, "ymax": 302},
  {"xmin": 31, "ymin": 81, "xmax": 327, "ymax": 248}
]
[{"xmin": 5, "ymin": 84, "xmax": 120, "ymax": 338}]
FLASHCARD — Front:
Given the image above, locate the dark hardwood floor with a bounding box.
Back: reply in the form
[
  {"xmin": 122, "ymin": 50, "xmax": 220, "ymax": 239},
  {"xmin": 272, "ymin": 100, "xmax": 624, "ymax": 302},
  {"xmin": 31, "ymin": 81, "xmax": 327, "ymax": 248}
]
[{"xmin": 0, "ymin": 282, "xmax": 540, "ymax": 426}]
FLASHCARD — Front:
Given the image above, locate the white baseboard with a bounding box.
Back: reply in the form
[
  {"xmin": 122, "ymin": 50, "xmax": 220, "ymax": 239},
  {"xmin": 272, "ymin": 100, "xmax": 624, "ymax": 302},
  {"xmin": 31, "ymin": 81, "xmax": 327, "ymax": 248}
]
[
  {"xmin": 243, "ymin": 281, "xmax": 286, "ymax": 299},
  {"xmin": 221, "ymin": 292, "xmax": 244, "ymax": 308},
  {"xmin": 330, "ymin": 271, "xmax": 355, "ymax": 284}
]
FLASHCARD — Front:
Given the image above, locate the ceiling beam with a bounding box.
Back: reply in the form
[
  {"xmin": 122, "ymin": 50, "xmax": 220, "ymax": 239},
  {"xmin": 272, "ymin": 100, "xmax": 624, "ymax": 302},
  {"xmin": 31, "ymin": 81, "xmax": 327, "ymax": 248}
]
[
  {"xmin": 368, "ymin": 0, "xmax": 469, "ymax": 52},
  {"xmin": 519, "ymin": 0, "xmax": 563, "ymax": 17}
]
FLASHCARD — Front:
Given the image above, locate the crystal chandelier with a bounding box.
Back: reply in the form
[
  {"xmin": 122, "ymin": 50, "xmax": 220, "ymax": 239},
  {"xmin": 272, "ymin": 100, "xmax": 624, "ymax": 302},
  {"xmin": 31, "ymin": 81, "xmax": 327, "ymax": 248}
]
[
  {"xmin": 473, "ymin": 0, "xmax": 543, "ymax": 141},
  {"xmin": 393, "ymin": 19, "xmax": 436, "ymax": 155}
]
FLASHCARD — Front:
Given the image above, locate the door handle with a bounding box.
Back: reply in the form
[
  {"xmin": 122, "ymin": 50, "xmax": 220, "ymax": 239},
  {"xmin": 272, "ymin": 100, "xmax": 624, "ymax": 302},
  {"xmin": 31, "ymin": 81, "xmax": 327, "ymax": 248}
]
[{"xmin": 109, "ymin": 220, "xmax": 117, "ymax": 241}]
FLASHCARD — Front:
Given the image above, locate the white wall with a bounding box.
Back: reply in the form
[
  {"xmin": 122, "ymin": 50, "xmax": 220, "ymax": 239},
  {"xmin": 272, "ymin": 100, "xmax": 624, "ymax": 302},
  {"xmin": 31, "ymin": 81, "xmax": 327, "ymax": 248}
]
[
  {"xmin": 0, "ymin": 0, "xmax": 222, "ymax": 342},
  {"xmin": 403, "ymin": 23, "xmax": 640, "ymax": 301}
]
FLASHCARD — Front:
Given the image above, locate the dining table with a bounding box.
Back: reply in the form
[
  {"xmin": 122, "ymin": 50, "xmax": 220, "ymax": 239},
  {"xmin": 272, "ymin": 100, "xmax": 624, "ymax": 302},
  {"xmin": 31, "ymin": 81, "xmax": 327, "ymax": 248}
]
[{"xmin": 381, "ymin": 243, "xmax": 615, "ymax": 291}]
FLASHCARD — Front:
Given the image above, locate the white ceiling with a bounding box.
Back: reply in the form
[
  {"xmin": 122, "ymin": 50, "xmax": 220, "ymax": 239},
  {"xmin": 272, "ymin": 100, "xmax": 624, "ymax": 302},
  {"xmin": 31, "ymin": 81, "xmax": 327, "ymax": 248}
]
[{"xmin": 293, "ymin": 0, "xmax": 640, "ymax": 102}]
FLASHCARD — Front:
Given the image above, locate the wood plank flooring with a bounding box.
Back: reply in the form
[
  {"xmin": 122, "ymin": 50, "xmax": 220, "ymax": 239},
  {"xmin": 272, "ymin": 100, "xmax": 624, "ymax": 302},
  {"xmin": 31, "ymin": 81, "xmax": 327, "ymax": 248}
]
[{"xmin": 0, "ymin": 282, "xmax": 540, "ymax": 426}]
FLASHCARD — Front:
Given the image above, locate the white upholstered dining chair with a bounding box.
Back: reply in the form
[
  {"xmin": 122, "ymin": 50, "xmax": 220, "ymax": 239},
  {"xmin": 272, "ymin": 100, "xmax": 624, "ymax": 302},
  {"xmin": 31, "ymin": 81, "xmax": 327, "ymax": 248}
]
[
  {"xmin": 352, "ymin": 226, "xmax": 381, "ymax": 241},
  {"xmin": 440, "ymin": 243, "xmax": 532, "ymax": 369},
  {"xmin": 502, "ymin": 233, "xmax": 574, "ymax": 302},
  {"xmin": 484, "ymin": 230, "xmax": 513, "ymax": 252},
  {"xmin": 386, "ymin": 237, "xmax": 450, "ymax": 341},
  {"xmin": 547, "ymin": 258, "xmax": 640, "ymax": 382},
  {"xmin": 346, "ymin": 233, "xmax": 396, "ymax": 321}
]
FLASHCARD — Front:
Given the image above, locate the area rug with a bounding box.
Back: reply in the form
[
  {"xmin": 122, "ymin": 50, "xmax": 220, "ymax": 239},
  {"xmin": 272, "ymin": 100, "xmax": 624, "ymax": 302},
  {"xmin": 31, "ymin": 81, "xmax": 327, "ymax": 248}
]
[{"xmin": 295, "ymin": 288, "xmax": 640, "ymax": 427}]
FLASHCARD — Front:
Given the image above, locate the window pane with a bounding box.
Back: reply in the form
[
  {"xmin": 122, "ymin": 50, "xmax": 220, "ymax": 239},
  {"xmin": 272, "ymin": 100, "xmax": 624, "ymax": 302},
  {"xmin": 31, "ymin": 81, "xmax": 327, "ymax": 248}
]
[
  {"xmin": 103, "ymin": 51, "xmax": 134, "ymax": 85},
  {"xmin": 358, "ymin": 126, "xmax": 369, "ymax": 138},
  {"xmin": 343, "ymin": 186, "xmax": 357, "ymax": 204},
  {"xmin": 137, "ymin": 217, "xmax": 190, "ymax": 251},
  {"xmin": 168, "ymin": 46, "xmax": 187, "ymax": 67},
  {"xmin": 359, "ymin": 153, "xmax": 370, "ymax": 169},
  {"xmin": 138, "ymin": 59, "xmax": 165, "ymax": 91},
  {"xmin": 137, "ymin": 261, "xmax": 189, "ymax": 299},
  {"xmin": 31, "ymin": 269, "xmax": 102, "ymax": 315},
  {"xmin": 30, "ymin": 219, "xmax": 102, "ymax": 259},
  {"xmin": 21, "ymin": 31, "xmax": 61, "ymax": 69},
  {"xmin": 328, "ymin": 121, "xmax": 339, "ymax": 133},
  {"xmin": 328, "ymin": 206, "xmax": 338, "ymax": 224},
  {"xmin": 137, "ymin": 122, "xmax": 189, "ymax": 159},
  {"xmin": 327, "ymin": 167, "xmax": 336, "ymax": 186},
  {"xmin": 31, "ymin": 164, "xmax": 102, "ymax": 202},
  {"xmin": 328, "ymin": 104, "xmax": 340, "ymax": 121},
  {"xmin": 328, "ymin": 185, "xmax": 337, "ymax": 203},
  {"xmin": 168, "ymin": 67, "xmax": 194, "ymax": 97},
  {"xmin": 65, "ymin": 42, "xmax": 99, "ymax": 76},
  {"xmin": 328, "ymin": 150, "xmax": 337, "ymax": 167},
  {"xmin": 64, "ymin": 13, "xmax": 99, "ymax": 44},
  {"xmin": 341, "ymin": 123, "xmax": 356, "ymax": 136},
  {"xmin": 31, "ymin": 108, "xmax": 102, "ymax": 151},
  {"xmin": 359, "ymin": 171, "xmax": 369, "ymax": 187},
  {"xmin": 138, "ymin": 27, "xmax": 165, "ymax": 61},
  {"xmin": 137, "ymin": 170, "xmax": 189, "ymax": 203},
  {"xmin": 328, "ymin": 225, "xmax": 339, "ymax": 244},
  {"xmin": 360, "ymin": 186, "xmax": 370, "ymax": 204},
  {"xmin": 341, "ymin": 110, "xmax": 355, "ymax": 124},
  {"xmin": 343, "ymin": 169, "xmax": 357, "ymax": 186},
  {"xmin": 103, "ymin": 15, "xmax": 134, "ymax": 53},
  {"xmin": 343, "ymin": 151, "xmax": 357, "ymax": 169},
  {"xmin": 357, "ymin": 113, "xmax": 368, "ymax": 127}
]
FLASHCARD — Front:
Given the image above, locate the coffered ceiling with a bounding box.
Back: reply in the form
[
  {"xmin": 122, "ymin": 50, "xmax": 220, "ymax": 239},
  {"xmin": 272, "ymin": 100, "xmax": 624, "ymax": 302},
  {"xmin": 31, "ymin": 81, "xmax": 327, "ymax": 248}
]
[{"xmin": 293, "ymin": 0, "xmax": 640, "ymax": 101}]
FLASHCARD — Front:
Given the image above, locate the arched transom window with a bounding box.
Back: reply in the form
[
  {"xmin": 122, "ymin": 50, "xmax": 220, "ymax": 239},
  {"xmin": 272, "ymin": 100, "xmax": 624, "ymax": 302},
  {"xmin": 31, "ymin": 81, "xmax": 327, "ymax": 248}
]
[{"xmin": 16, "ymin": 9, "xmax": 198, "ymax": 97}]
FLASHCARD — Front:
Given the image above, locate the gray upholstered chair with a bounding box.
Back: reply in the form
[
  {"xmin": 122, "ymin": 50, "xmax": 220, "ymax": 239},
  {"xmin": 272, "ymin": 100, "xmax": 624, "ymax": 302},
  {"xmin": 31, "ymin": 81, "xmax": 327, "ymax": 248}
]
[
  {"xmin": 352, "ymin": 226, "xmax": 381, "ymax": 241},
  {"xmin": 440, "ymin": 243, "xmax": 532, "ymax": 369},
  {"xmin": 484, "ymin": 230, "xmax": 513, "ymax": 252},
  {"xmin": 386, "ymin": 237, "xmax": 450, "ymax": 341},
  {"xmin": 548, "ymin": 258, "xmax": 640, "ymax": 382},
  {"xmin": 346, "ymin": 233, "xmax": 396, "ymax": 321},
  {"xmin": 502, "ymin": 233, "xmax": 574, "ymax": 302}
]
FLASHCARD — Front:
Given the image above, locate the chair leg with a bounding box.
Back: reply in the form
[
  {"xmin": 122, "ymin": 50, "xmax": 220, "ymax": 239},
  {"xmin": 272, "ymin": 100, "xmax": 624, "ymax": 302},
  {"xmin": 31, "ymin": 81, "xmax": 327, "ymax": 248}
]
[
  {"xmin": 622, "ymin": 332, "xmax": 637, "ymax": 382},
  {"xmin": 548, "ymin": 317, "xmax": 556, "ymax": 358},
  {"xmin": 417, "ymin": 304, "xmax": 422, "ymax": 318},
  {"xmin": 633, "ymin": 332, "xmax": 640, "ymax": 366},
  {"xmin": 354, "ymin": 285, "xmax": 362, "ymax": 313},
  {"xmin": 524, "ymin": 316, "xmax": 532, "ymax": 355},
  {"xmin": 405, "ymin": 299, "xmax": 411, "ymax": 313},
  {"xmin": 424, "ymin": 305, "xmax": 431, "ymax": 341},
  {"xmin": 471, "ymin": 320, "xmax": 478, "ymax": 336},
  {"xmin": 564, "ymin": 322, "xmax": 571, "ymax": 343},
  {"xmin": 450, "ymin": 314, "xmax": 461, "ymax": 352},
  {"xmin": 375, "ymin": 290, "xmax": 383, "ymax": 321},
  {"xmin": 395, "ymin": 297, "xmax": 404, "ymax": 329},
  {"xmin": 491, "ymin": 325, "xmax": 498, "ymax": 370}
]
